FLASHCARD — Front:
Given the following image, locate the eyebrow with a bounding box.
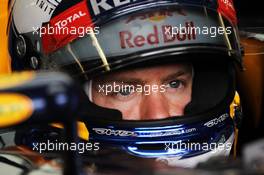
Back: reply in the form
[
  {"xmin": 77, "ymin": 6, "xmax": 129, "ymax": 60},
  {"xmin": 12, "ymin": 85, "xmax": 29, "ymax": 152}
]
[
  {"xmin": 161, "ymin": 70, "xmax": 192, "ymax": 83},
  {"xmin": 95, "ymin": 77, "xmax": 145, "ymax": 85},
  {"xmin": 94, "ymin": 66, "xmax": 192, "ymax": 85}
]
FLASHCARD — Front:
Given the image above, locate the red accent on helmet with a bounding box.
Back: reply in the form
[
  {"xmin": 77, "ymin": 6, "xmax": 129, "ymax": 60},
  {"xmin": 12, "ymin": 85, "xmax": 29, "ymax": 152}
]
[
  {"xmin": 217, "ymin": 0, "xmax": 237, "ymax": 25},
  {"xmin": 42, "ymin": 0, "xmax": 93, "ymax": 54}
]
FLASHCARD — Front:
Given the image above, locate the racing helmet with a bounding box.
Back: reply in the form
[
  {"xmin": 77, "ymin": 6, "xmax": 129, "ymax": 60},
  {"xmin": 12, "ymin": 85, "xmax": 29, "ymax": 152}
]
[{"xmin": 8, "ymin": 0, "xmax": 243, "ymax": 168}]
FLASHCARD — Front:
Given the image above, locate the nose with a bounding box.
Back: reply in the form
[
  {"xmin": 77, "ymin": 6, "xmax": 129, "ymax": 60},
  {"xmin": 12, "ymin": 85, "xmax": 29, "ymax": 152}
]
[{"xmin": 139, "ymin": 93, "xmax": 170, "ymax": 120}]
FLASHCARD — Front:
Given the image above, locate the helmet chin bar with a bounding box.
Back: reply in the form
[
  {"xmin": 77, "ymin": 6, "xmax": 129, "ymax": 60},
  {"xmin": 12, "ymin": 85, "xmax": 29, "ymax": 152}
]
[
  {"xmin": 156, "ymin": 132, "xmax": 234, "ymax": 168},
  {"xmin": 84, "ymin": 110, "xmax": 235, "ymax": 165}
]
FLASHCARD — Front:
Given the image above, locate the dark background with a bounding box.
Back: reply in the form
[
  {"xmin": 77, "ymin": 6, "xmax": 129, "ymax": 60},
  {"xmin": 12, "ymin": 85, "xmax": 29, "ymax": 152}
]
[{"xmin": 235, "ymin": 0, "xmax": 264, "ymax": 31}]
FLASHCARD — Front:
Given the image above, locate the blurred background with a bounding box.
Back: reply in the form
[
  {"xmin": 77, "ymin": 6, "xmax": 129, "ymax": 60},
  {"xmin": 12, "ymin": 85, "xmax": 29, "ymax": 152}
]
[{"xmin": 234, "ymin": 0, "xmax": 264, "ymax": 155}]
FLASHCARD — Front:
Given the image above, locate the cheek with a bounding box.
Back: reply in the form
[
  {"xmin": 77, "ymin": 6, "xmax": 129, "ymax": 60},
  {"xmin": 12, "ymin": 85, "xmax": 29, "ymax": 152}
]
[
  {"xmin": 92, "ymin": 94, "xmax": 141, "ymax": 119},
  {"xmin": 166, "ymin": 86, "xmax": 192, "ymax": 116},
  {"xmin": 166, "ymin": 90, "xmax": 191, "ymax": 104}
]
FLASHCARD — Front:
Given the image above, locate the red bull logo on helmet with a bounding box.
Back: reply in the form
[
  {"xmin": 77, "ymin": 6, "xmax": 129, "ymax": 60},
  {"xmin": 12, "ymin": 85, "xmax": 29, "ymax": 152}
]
[{"xmin": 119, "ymin": 22, "xmax": 197, "ymax": 49}]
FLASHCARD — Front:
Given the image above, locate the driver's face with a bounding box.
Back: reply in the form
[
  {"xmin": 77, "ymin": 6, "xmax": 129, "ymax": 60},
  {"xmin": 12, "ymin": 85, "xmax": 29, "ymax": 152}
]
[{"xmin": 92, "ymin": 63, "xmax": 193, "ymax": 120}]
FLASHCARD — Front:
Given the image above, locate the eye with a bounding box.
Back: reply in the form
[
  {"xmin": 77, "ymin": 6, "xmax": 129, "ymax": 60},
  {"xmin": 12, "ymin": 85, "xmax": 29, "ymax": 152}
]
[
  {"xmin": 118, "ymin": 87, "xmax": 133, "ymax": 96},
  {"xmin": 167, "ymin": 80, "xmax": 183, "ymax": 89}
]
